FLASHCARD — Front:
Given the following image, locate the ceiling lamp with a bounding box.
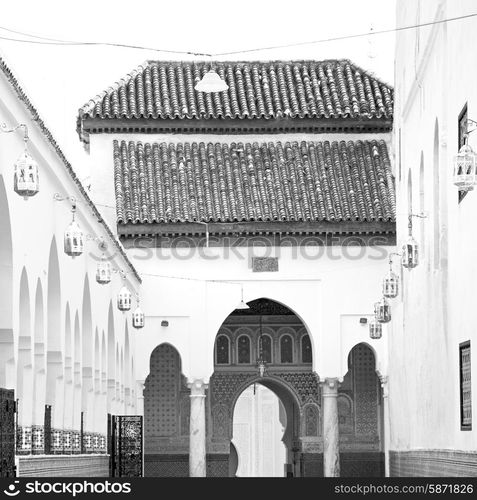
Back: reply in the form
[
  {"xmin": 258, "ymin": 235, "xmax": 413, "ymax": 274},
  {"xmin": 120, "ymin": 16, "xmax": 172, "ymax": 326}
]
[
  {"xmin": 195, "ymin": 67, "xmax": 228, "ymax": 93},
  {"xmin": 64, "ymin": 202, "xmax": 84, "ymax": 257},
  {"xmin": 369, "ymin": 318, "xmax": 382, "ymax": 339},
  {"xmin": 453, "ymin": 119, "xmax": 477, "ymax": 192},
  {"xmin": 374, "ymin": 297, "xmax": 391, "ymax": 323},
  {"xmin": 1, "ymin": 123, "xmax": 39, "ymax": 199},
  {"xmin": 132, "ymin": 294, "xmax": 145, "ymax": 329},
  {"xmin": 382, "ymin": 253, "xmax": 400, "ymax": 299},
  {"xmin": 236, "ymin": 285, "xmax": 250, "ymax": 310}
]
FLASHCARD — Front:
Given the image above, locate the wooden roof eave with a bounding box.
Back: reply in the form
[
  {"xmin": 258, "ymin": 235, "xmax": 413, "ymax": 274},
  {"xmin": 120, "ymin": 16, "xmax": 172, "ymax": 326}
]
[
  {"xmin": 81, "ymin": 116, "xmax": 393, "ymax": 137},
  {"xmin": 117, "ymin": 220, "xmax": 396, "ymax": 238}
]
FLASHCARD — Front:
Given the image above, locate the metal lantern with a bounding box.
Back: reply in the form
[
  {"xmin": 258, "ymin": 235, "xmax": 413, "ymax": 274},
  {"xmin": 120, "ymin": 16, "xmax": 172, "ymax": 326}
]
[
  {"xmin": 382, "ymin": 270, "xmax": 399, "ymax": 298},
  {"xmin": 132, "ymin": 306, "xmax": 145, "ymax": 329},
  {"xmin": 117, "ymin": 286, "xmax": 132, "ymax": 311},
  {"xmin": 96, "ymin": 254, "xmax": 111, "ymax": 284},
  {"xmin": 453, "ymin": 142, "xmax": 477, "ymax": 192},
  {"xmin": 257, "ymin": 358, "xmax": 266, "ymax": 377},
  {"xmin": 402, "ymin": 236, "xmax": 419, "ymax": 269},
  {"xmin": 64, "ymin": 207, "xmax": 84, "ymax": 257},
  {"xmin": 374, "ymin": 297, "xmax": 391, "ymax": 323},
  {"xmin": 14, "ymin": 149, "xmax": 39, "ymax": 198},
  {"xmin": 369, "ymin": 319, "xmax": 383, "ymax": 339}
]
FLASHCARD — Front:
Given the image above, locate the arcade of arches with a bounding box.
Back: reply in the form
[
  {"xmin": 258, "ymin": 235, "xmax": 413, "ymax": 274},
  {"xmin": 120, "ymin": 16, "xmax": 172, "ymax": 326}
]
[{"xmin": 143, "ymin": 299, "xmax": 384, "ymax": 477}]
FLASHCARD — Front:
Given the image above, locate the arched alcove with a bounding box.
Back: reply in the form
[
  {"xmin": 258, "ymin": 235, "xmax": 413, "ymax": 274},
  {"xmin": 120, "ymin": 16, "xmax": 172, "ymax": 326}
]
[
  {"xmin": 17, "ymin": 268, "xmax": 33, "ymax": 453},
  {"xmin": 143, "ymin": 343, "xmax": 190, "ymax": 477},
  {"xmin": 46, "ymin": 238, "xmax": 63, "ymax": 418},
  {"xmin": 0, "ymin": 175, "xmax": 14, "ymax": 388},
  {"xmin": 107, "ymin": 301, "xmax": 115, "ymax": 412},
  {"xmin": 32, "ymin": 279, "xmax": 46, "ymax": 452},
  {"xmin": 124, "ymin": 321, "xmax": 130, "ymax": 410},
  {"xmin": 72, "ymin": 311, "xmax": 82, "ymax": 449},
  {"xmin": 81, "ymin": 275, "xmax": 93, "ymax": 422},
  {"xmin": 433, "ymin": 118, "xmax": 440, "ymax": 270},
  {"xmin": 419, "ymin": 152, "xmax": 426, "ymax": 259},
  {"xmin": 339, "ymin": 343, "xmax": 384, "ymax": 477},
  {"xmin": 63, "ymin": 303, "xmax": 74, "ymax": 452}
]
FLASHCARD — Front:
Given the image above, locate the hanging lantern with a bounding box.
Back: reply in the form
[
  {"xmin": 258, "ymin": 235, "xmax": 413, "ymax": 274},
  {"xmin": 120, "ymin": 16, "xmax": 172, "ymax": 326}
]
[
  {"xmin": 382, "ymin": 270, "xmax": 399, "ymax": 298},
  {"xmin": 14, "ymin": 149, "xmax": 39, "ymax": 198},
  {"xmin": 194, "ymin": 69, "xmax": 228, "ymax": 93},
  {"xmin": 96, "ymin": 254, "xmax": 111, "ymax": 284},
  {"xmin": 453, "ymin": 142, "xmax": 477, "ymax": 192},
  {"xmin": 117, "ymin": 286, "xmax": 132, "ymax": 311},
  {"xmin": 257, "ymin": 358, "xmax": 266, "ymax": 377},
  {"xmin": 369, "ymin": 319, "xmax": 383, "ymax": 339},
  {"xmin": 402, "ymin": 236, "xmax": 419, "ymax": 269},
  {"xmin": 374, "ymin": 297, "xmax": 391, "ymax": 323},
  {"xmin": 64, "ymin": 205, "xmax": 84, "ymax": 257},
  {"xmin": 132, "ymin": 306, "xmax": 145, "ymax": 329}
]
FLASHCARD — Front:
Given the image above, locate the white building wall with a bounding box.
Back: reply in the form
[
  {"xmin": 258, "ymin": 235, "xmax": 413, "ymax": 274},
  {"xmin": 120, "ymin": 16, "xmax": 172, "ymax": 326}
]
[
  {"xmin": 0, "ymin": 59, "xmax": 140, "ymax": 463},
  {"xmin": 391, "ymin": 0, "xmax": 477, "ymax": 473},
  {"xmin": 86, "ymin": 131, "xmax": 393, "ymax": 388}
]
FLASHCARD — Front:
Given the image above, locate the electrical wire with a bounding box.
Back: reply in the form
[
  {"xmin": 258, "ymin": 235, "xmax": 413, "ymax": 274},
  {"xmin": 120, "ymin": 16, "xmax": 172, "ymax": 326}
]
[{"xmin": 0, "ymin": 12, "xmax": 475, "ymax": 57}]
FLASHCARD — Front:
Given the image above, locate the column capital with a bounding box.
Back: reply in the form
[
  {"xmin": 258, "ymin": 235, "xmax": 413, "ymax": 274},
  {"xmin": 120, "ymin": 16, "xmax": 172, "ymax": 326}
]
[
  {"xmin": 320, "ymin": 377, "xmax": 340, "ymax": 395},
  {"xmin": 188, "ymin": 379, "xmax": 208, "ymax": 397}
]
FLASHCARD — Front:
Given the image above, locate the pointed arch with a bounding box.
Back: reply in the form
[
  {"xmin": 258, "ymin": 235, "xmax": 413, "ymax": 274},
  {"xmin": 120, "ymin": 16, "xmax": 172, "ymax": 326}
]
[
  {"xmin": 46, "ymin": 238, "xmax": 63, "ymax": 407},
  {"xmin": 0, "ymin": 174, "xmax": 14, "ymax": 387},
  {"xmin": 107, "ymin": 302, "xmax": 115, "ymax": 412},
  {"xmin": 17, "ymin": 268, "xmax": 33, "ymax": 430},
  {"xmin": 72, "ymin": 311, "xmax": 82, "ymax": 435},
  {"xmin": 33, "ymin": 279, "xmax": 46, "ymax": 428},
  {"xmin": 81, "ymin": 274, "xmax": 93, "ymax": 415},
  {"xmin": 433, "ymin": 118, "xmax": 440, "ymax": 269}
]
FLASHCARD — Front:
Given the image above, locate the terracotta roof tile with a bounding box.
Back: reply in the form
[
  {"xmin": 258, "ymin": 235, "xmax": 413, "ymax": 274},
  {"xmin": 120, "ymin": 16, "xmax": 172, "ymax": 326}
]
[
  {"xmin": 114, "ymin": 139, "xmax": 395, "ymax": 226},
  {"xmin": 80, "ymin": 60, "xmax": 393, "ymax": 125}
]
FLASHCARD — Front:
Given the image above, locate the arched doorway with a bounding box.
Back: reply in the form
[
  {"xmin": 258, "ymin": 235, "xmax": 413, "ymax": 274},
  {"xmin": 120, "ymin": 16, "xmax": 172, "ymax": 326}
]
[
  {"xmin": 209, "ymin": 298, "xmax": 321, "ymax": 477},
  {"xmin": 232, "ymin": 382, "xmax": 287, "ymax": 477},
  {"xmin": 339, "ymin": 343, "xmax": 384, "ymax": 477}
]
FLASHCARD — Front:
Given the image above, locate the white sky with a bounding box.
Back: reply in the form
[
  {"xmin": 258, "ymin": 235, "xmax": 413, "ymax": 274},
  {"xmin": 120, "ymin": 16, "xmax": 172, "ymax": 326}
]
[{"xmin": 0, "ymin": 0, "xmax": 396, "ymax": 179}]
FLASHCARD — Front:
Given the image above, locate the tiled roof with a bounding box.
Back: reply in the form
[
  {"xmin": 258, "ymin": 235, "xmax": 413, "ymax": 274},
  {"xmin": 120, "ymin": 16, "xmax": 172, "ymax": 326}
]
[
  {"xmin": 80, "ymin": 60, "xmax": 393, "ymax": 123},
  {"xmin": 114, "ymin": 139, "xmax": 395, "ymax": 227}
]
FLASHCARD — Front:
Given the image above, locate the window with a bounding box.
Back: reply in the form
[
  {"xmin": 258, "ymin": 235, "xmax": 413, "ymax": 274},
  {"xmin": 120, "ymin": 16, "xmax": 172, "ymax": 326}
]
[
  {"xmin": 259, "ymin": 335, "xmax": 272, "ymax": 363},
  {"xmin": 237, "ymin": 335, "xmax": 251, "ymax": 364},
  {"xmin": 301, "ymin": 334, "xmax": 312, "ymax": 363},
  {"xmin": 280, "ymin": 335, "xmax": 293, "ymax": 363},
  {"xmin": 460, "ymin": 341, "xmax": 472, "ymax": 431},
  {"xmin": 215, "ymin": 335, "xmax": 230, "ymax": 365},
  {"xmin": 458, "ymin": 104, "xmax": 469, "ymax": 203}
]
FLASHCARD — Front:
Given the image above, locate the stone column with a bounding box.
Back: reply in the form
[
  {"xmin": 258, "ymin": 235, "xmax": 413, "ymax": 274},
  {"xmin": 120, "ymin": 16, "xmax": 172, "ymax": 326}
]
[
  {"xmin": 380, "ymin": 375, "xmax": 390, "ymax": 477},
  {"xmin": 322, "ymin": 378, "xmax": 340, "ymax": 477},
  {"xmin": 189, "ymin": 379, "xmax": 207, "ymax": 477}
]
